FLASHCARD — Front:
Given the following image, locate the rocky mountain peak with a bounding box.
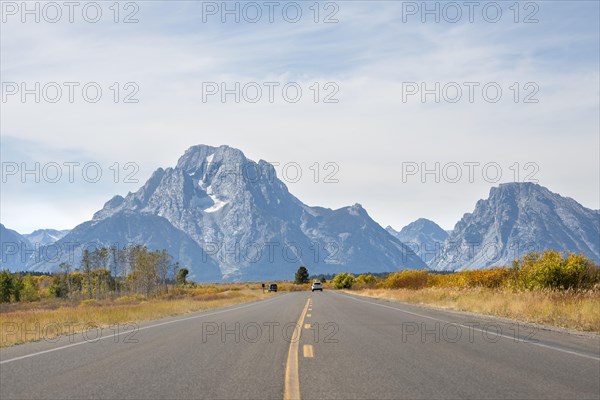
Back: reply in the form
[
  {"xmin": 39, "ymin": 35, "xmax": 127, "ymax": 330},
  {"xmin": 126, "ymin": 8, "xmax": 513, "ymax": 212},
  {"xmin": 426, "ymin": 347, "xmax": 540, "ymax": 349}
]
[
  {"xmin": 431, "ymin": 182, "xmax": 599, "ymax": 271},
  {"xmin": 20, "ymin": 144, "xmax": 424, "ymax": 280},
  {"xmin": 387, "ymin": 218, "xmax": 449, "ymax": 266}
]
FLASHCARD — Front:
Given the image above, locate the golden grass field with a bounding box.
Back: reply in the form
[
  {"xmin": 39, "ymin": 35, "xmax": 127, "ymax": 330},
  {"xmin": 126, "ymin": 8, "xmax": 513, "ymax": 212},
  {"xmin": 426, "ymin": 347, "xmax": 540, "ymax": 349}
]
[
  {"xmin": 2, "ymin": 275, "xmax": 598, "ymax": 348},
  {"xmin": 0, "ymin": 288, "xmax": 275, "ymax": 347},
  {"xmin": 348, "ymin": 287, "xmax": 600, "ymax": 333}
]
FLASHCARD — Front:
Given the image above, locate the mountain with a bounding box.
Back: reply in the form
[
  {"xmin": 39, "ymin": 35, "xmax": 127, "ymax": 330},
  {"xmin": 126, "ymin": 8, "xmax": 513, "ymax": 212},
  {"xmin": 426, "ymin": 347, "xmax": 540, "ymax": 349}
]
[
  {"xmin": 31, "ymin": 145, "xmax": 425, "ymax": 281},
  {"xmin": 386, "ymin": 219, "xmax": 449, "ymax": 265},
  {"xmin": 27, "ymin": 212, "xmax": 223, "ymax": 281},
  {"xmin": 430, "ymin": 182, "xmax": 600, "ymax": 271},
  {"xmin": 0, "ymin": 224, "xmax": 32, "ymax": 271},
  {"xmin": 24, "ymin": 229, "xmax": 70, "ymax": 246}
]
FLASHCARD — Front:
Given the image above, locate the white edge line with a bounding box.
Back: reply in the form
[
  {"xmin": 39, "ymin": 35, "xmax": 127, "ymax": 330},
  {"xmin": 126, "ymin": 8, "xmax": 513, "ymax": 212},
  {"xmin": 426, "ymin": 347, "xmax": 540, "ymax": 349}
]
[
  {"xmin": 0, "ymin": 294, "xmax": 283, "ymax": 365},
  {"xmin": 333, "ymin": 291, "xmax": 600, "ymax": 362}
]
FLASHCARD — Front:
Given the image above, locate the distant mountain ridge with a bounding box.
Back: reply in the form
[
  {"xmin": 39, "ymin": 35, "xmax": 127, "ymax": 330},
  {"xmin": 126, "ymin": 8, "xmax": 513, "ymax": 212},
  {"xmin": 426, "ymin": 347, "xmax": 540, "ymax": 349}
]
[
  {"xmin": 12, "ymin": 145, "xmax": 425, "ymax": 280},
  {"xmin": 24, "ymin": 229, "xmax": 70, "ymax": 246},
  {"xmin": 0, "ymin": 224, "xmax": 31, "ymax": 271},
  {"xmin": 2, "ymin": 151, "xmax": 598, "ymax": 277},
  {"xmin": 430, "ymin": 182, "xmax": 600, "ymax": 270},
  {"xmin": 387, "ymin": 219, "xmax": 449, "ymax": 265}
]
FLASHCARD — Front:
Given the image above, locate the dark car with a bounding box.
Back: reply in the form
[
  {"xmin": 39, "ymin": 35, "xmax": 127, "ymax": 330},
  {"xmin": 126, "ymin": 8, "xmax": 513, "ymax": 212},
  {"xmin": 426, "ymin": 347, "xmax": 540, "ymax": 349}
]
[{"xmin": 268, "ymin": 283, "xmax": 278, "ymax": 292}]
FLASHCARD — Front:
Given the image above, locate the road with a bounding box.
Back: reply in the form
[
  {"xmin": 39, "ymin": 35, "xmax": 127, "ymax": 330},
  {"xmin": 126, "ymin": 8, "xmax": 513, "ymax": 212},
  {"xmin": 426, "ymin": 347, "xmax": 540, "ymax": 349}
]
[{"xmin": 1, "ymin": 291, "xmax": 599, "ymax": 399}]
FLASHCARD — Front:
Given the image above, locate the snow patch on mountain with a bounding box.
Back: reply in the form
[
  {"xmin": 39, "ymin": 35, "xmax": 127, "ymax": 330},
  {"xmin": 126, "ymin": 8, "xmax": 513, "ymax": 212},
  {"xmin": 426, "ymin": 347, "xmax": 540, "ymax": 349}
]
[
  {"xmin": 24, "ymin": 229, "xmax": 70, "ymax": 246},
  {"xmin": 31, "ymin": 144, "xmax": 425, "ymax": 280}
]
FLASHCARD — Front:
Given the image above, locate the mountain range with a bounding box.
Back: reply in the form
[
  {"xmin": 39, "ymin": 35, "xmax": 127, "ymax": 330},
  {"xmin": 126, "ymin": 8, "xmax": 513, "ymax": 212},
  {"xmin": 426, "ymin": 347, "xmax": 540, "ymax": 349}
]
[
  {"xmin": 23, "ymin": 229, "xmax": 70, "ymax": 247},
  {"xmin": 1, "ymin": 145, "xmax": 598, "ymax": 279},
  {"xmin": 429, "ymin": 182, "xmax": 599, "ymax": 270},
  {"xmin": 1, "ymin": 145, "xmax": 425, "ymax": 281}
]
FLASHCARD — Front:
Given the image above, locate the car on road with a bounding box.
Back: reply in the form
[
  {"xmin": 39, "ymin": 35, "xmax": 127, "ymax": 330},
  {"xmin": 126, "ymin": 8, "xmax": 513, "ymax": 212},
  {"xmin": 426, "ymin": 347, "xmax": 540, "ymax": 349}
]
[
  {"xmin": 311, "ymin": 281, "xmax": 323, "ymax": 292},
  {"xmin": 268, "ymin": 283, "xmax": 278, "ymax": 292}
]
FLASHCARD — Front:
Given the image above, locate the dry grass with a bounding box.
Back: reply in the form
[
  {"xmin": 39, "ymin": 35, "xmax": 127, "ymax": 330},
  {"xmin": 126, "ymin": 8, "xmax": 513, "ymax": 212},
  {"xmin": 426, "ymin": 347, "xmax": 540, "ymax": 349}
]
[
  {"xmin": 277, "ymin": 282, "xmax": 311, "ymax": 292},
  {"xmin": 0, "ymin": 289, "xmax": 273, "ymax": 347},
  {"xmin": 349, "ymin": 287, "xmax": 600, "ymax": 333}
]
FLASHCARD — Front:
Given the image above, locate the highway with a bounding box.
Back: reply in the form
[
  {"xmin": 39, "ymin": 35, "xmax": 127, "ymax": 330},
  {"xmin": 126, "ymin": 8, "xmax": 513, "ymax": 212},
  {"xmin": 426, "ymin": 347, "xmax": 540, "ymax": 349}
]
[{"xmin": 1, "ymin": 291, "xmax": 599, "ymax": 399}]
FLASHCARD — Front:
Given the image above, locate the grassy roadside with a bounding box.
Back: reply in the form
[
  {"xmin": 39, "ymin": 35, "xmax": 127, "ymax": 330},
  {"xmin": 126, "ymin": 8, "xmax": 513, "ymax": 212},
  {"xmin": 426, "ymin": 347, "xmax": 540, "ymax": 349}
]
[
  {"xmin": 0, "ymin": 289, "xmax": 275, "ymax": 347},
  {"xmin": 346, "ymin": 288, "xmax": 600, "ymax": 333}
]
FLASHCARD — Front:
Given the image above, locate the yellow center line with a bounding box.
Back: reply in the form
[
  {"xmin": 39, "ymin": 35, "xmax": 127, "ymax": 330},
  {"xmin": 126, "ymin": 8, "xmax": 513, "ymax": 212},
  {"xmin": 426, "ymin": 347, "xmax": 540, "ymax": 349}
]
[
  {"xmin": 284, "ymin": 297, "xmax": 311, "ymax": 400},
  {"xmin": 303, "ymin": 344, "xmax": 314, "ymax": 358}
]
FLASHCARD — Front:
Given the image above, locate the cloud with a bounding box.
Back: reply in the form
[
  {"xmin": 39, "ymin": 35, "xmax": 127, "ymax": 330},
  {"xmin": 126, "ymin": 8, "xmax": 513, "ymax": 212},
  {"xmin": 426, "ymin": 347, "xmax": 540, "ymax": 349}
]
[{"xmin": 1, "ymin": 1, "xmax": 598, "ymax": 232}]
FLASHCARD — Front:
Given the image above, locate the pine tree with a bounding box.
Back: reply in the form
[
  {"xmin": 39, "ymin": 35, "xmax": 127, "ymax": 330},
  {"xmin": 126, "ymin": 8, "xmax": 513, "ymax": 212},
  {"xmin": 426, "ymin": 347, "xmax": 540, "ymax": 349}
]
[{"xmin": 295, "ymin": 266, "xmax": 309, "ymax": 284}]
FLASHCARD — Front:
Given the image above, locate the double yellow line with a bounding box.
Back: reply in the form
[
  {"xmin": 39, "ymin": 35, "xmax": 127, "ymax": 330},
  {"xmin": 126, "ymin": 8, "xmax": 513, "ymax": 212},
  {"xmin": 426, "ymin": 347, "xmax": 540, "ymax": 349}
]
[{"xmin": 283, "ymin": 297, "xmax": 311, "ymax": 400}]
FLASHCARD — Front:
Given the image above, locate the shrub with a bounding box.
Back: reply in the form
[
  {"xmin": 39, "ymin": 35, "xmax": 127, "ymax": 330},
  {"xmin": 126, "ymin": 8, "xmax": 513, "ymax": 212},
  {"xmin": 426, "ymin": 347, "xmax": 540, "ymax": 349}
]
[
  {"xmin": 34, "ymin": 275, "xmax": 53, "ymax": 297},
  {"xmin": 114, "ymin": 294, "xmax": 146, "ymax": 303},
  {"xmin": 462, "ymin": 268, "xmax": 512, "ymax": 288},
  {"xmin": 48, "ymin": 275, "xmax": 68, "ymax": 298},
  {"xmin": 427, "ymin": 272, "xmax": 466, "ymax": 288},
  {"xmin": 332, "ymin": 273, "xmax": 355, "ymax": 289},
  {"xmin": 384, "ymin": 270, "xmax": 428, "ymax": 289},
  {"xmin": 11, "ymin": 274, "xmax": 24, "ymax": 302},
  {"xmin": 311, "ymin": 275, "xmax": 328, "ymax": 284},
  {"xmin": 355, "ymin": 274, "xmax": 377, "ymax": 287},
  {"xmin": 513, "ymin": 251, "xmax": 598, "ymax": 290},
  {"xmin": 278, "ymin": 283, "xmax": 307, "ymax": 292},
  {"xmin": 427, "ymin": 268, "xmax": 514, "ymax": 289},
  {"xmin": 20, "ymin": 274, "xmax": 39, "ymax": 302},
  {"xmin": 0, "ymin": 270, "xmax": 13, "ymax": 303}
]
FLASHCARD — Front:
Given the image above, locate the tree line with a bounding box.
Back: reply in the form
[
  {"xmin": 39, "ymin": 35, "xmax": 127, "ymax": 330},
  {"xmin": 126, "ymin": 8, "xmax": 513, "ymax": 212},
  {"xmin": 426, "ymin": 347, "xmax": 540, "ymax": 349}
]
[{"xmin": 0, "ymin": 245, "xmax": 190, "ymax": 303}]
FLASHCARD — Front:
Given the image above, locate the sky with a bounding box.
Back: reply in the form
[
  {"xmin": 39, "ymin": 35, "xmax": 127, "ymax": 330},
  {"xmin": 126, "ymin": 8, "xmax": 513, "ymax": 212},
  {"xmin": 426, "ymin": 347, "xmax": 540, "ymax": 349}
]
[{"xmin": 1, "ymin": 0, "xmax": 599, "ymax": 234}]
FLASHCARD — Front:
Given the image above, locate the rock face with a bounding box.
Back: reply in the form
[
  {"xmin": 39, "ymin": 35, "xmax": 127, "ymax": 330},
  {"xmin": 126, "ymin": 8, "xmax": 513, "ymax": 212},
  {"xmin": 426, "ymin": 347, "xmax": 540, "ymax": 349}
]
[
  {"xmin": 0, "ymin": 224, "xmax": 31, "ymax": 271},
  {"xmin": 8, "ymin": 151, "xmax": 595, "ymax": 278},
  {"xmin": 387, "ymin": 219, "xmax": 449, "ymax": 266},
  {"xmin": 430, "ymin": 182, "xmax": 600, "ymax": 271},
  {"xmin": 25, "ymin": 145, "xmax": 425, "ymax": 281}
]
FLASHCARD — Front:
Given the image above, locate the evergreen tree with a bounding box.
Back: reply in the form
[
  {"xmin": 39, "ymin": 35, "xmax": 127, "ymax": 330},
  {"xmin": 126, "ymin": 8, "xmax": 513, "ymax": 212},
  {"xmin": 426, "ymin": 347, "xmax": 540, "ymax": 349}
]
[
  {"xmin": 294, "ymin": 266, "xmax": 309, "ymax": 284},
  {"xmin": 176, "ymin": 268, "xmax": 189, "ymax": 286},
  {"xmin": 0, "ymin": 270, "xmax": 13, "ymax": 303}
]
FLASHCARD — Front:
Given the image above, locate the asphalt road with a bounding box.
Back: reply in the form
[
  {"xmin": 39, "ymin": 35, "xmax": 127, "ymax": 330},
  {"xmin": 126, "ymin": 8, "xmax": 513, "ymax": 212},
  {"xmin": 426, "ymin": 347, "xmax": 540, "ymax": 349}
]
[{"xmin": 1, "ymin": 291, "xmax": 599, "ymax": 399}]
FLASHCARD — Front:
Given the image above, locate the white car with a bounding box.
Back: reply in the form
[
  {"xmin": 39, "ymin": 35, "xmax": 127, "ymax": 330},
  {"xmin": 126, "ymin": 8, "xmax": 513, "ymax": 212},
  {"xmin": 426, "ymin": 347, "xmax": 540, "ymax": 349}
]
[{"xmin": 311, "ymin": 281, "xmax": 323, "ymax": 292}]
